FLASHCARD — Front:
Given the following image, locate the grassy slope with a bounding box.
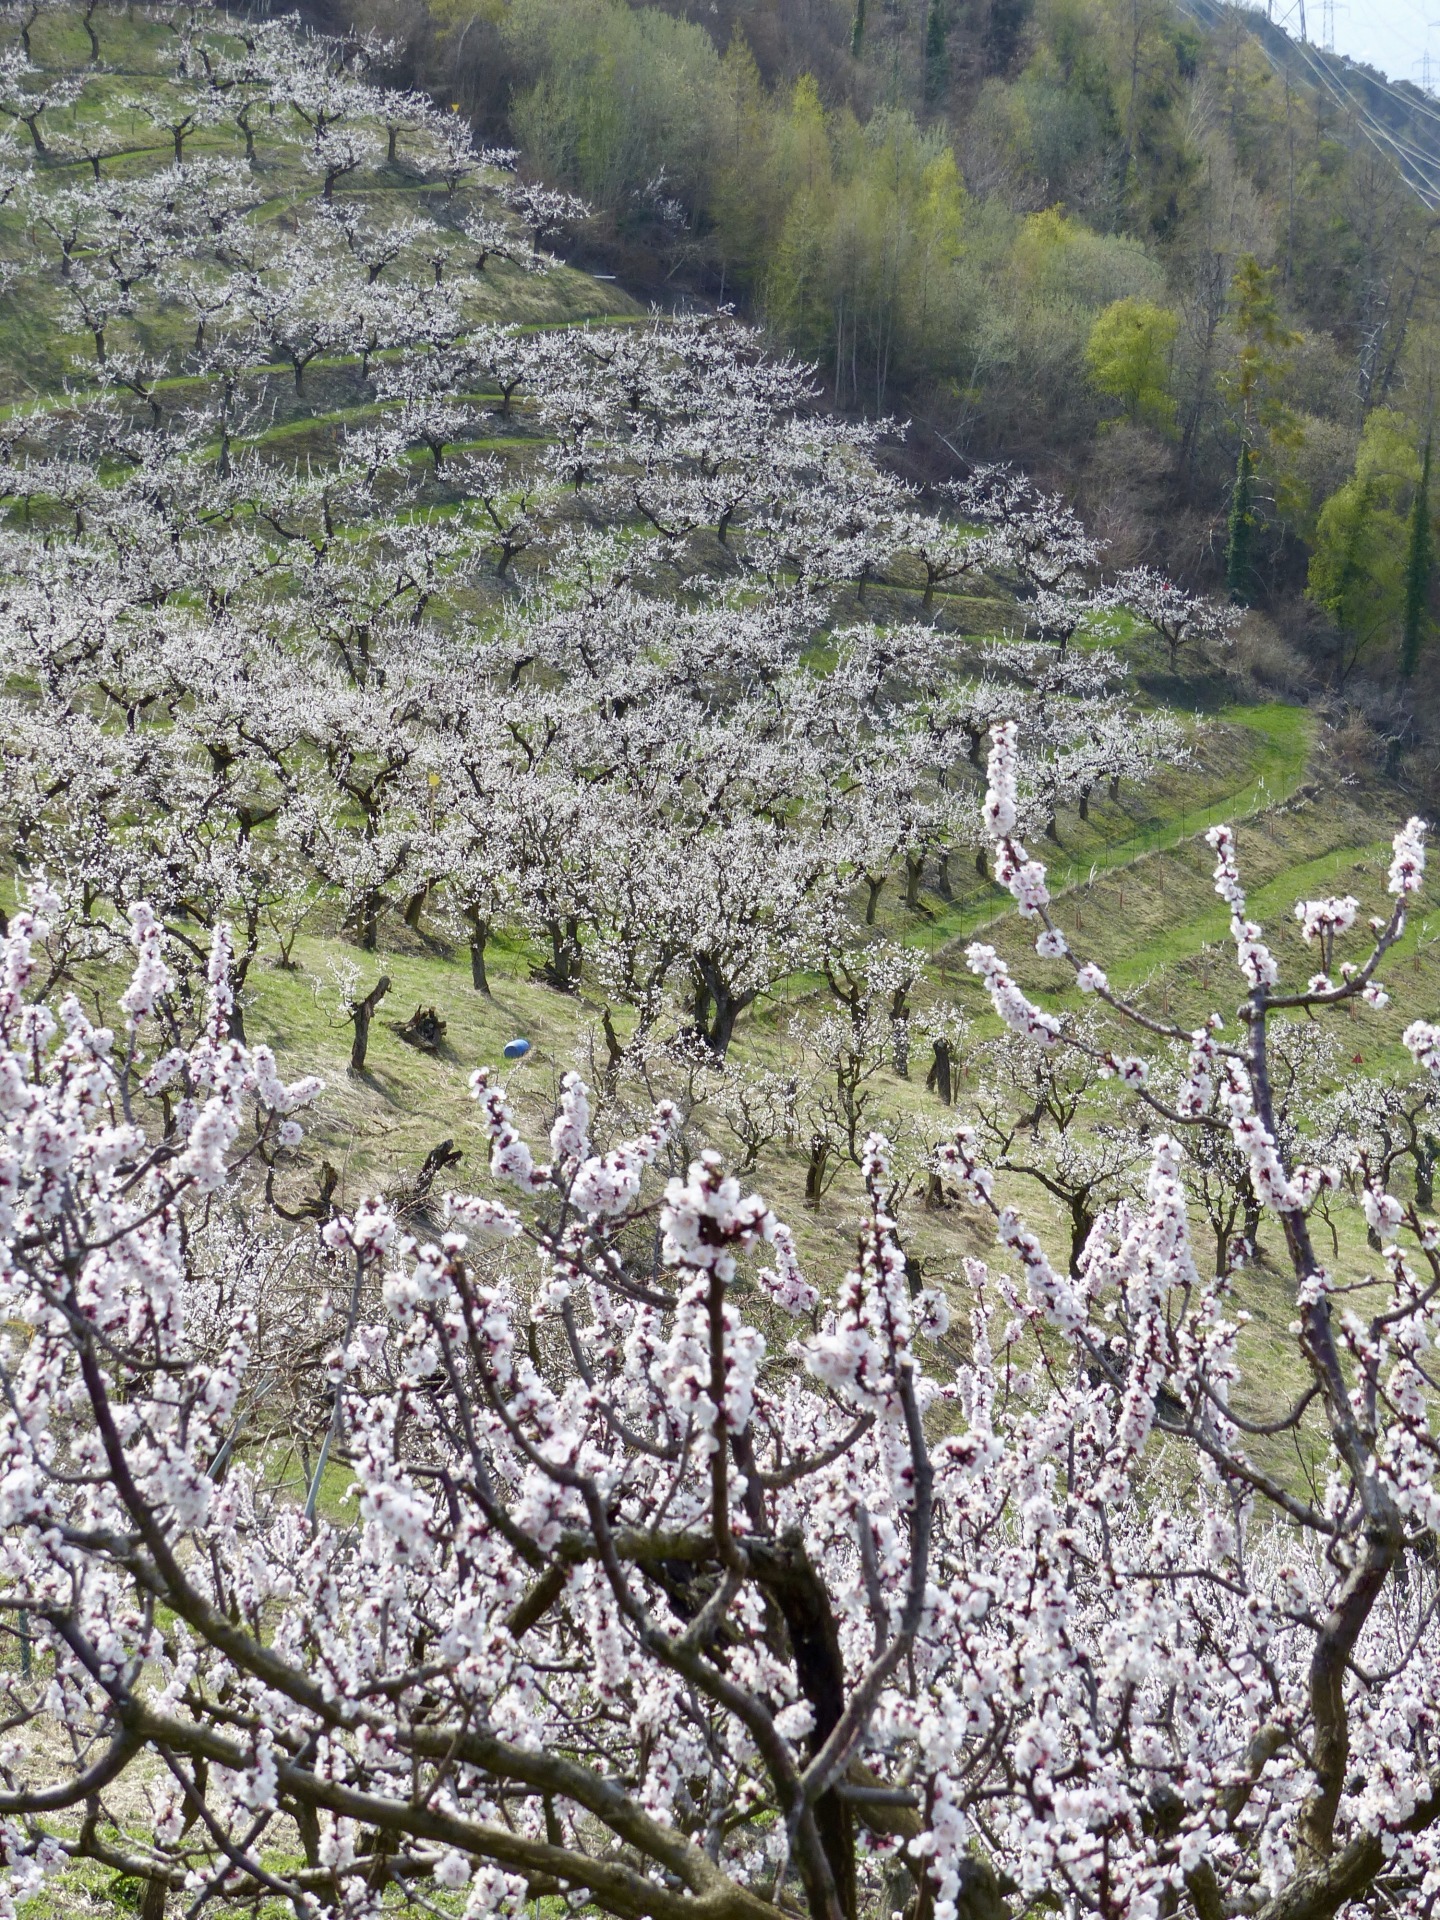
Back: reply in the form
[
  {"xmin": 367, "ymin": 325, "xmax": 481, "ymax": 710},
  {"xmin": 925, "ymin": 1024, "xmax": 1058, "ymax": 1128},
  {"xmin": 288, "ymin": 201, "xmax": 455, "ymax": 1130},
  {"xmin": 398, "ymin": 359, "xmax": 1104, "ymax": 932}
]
[
  {"xmin": 243, "ymin": 694, "xmax": 1433, "ymax": 1317},
  {"xmin": 8, "ymin": 0, "xmax": 1420, "ymax": 1414},
  {"xmin": 0, "ymin": 7, "xmax": 638, "ymax": 406},
  {"xmin": 5, "ymin": 12, "xmax": 1439, "ymax": 1896}
]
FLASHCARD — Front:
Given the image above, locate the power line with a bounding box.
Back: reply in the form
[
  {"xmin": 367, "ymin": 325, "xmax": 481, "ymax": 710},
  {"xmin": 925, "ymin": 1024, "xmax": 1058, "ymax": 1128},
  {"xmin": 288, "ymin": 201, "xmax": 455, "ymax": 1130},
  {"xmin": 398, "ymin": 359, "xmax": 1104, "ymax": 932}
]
[
  {"xmin": 1267, "ymin": 7, "xmax": 1440, "ymax": 135},
  {"xmin": 1233, "ymin": 0, "xmax": 1440, "ymax": 132},
  {"xmin": 1281, "ymin": 27, "xmax": 1436, "ymax": 203},
  {"xmin": 1177, "ymin": 0, "xmax": 1440, "ymax": 209},
  {"xmin": 1284, "ymin": 32, "xmax": 1440, "ymax": 203},
  {"xmin": 1327, "ymin": 44, "xmax": 1440, "ymax": 135}
]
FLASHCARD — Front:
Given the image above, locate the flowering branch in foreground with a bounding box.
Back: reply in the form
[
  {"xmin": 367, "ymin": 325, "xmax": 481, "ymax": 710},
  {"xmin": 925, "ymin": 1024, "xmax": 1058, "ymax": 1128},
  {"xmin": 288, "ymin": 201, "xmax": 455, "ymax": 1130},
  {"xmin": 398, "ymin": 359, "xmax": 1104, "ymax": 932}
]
[{"xmin": 1, "ymin": 787, "xmax": 1440, "ymax": 1920}]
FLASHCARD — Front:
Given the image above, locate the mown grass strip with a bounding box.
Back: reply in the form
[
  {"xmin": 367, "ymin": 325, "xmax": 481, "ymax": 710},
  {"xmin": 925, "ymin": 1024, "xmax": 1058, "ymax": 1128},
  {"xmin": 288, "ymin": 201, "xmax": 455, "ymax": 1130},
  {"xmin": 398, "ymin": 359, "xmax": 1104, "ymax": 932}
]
[{"xmin": 922, "ymin": 703, "xmax": 1315, "ymax": 953}]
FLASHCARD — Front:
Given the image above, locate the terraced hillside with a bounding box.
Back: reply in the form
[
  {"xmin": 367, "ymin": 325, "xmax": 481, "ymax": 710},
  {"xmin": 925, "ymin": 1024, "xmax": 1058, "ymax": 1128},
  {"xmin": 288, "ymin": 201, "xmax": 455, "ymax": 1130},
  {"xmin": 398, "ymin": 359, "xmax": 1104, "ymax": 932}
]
[
  {"xmin": 4, "ymin": 10, "xmax": 1440, "ymax": 1918},
  {"xmin": 0, "ymin": 0, "xmax": 1434, "ymax": 1382}
]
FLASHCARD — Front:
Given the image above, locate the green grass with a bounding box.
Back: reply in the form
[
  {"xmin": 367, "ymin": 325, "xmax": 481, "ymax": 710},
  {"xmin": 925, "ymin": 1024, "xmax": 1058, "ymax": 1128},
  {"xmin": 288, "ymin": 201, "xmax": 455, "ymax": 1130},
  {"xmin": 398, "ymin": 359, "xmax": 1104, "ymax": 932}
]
[
  {"xmin": 1099, "ymin": 836, "xmax": 1390, "ymax": 993},
  {"xmin": 5, "ymin": 11, "xmax": 1440, "ymax": 1899},
  {"xmin": 0, "ymin": 4, "xmax": 1417, "ymax": 1341},
  {"xmin": 914, "ymin": 703, "xmax": 1316, "ymax": 957},
  {"xmin": 0, "ymin": 27, "xmax": 640, "ymax": 407}
]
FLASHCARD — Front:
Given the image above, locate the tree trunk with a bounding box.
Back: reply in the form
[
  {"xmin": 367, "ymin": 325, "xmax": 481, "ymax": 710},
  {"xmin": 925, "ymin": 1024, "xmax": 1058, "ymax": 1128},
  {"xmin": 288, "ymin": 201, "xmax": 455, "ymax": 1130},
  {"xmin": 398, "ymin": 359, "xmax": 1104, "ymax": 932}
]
[
  {"xmin": 542, "ymin": 918, "xmax": 581, "ymax": 991},
  {"xmin": 891, "ymin": 1018, "xmax": 910, "ymax": 1078},
  {"xmin": 706, "ymin": 988, "xmax": 740, "ymax": 1057},
  {"xmin": 1418, "ymin": 1142, "xmax": 1436, "ymax": 1209},
  {"xmin": 465, "ymin": 911, "xmax": 491, "ymax": 994},
  {"xmin": 747, "ymin": 1539, "xmax": 859, "ymax": 1920},
  {"xmin": 349, "ymin": 975, "xmax": 391, "ymax": 1073},
  {"xmin": 601, "ymin": 1009, "xmax": 625, "ymax": 1087},
  {"xmin": 926, "ymin": 1039, "xmax": 953, "ymax": 1106},
  {"xmin": 805, "ymin": 1135, "xmax": 831, "ymax": 1210}
]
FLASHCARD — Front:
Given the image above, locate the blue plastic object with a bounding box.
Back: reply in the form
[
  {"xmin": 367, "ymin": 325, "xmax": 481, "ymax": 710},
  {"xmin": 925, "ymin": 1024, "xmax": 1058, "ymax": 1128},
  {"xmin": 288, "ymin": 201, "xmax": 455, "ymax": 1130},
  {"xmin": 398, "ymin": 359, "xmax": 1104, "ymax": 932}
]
[{"xmin": 502, "ymin": 1037, "xmax": 532, "ymax": 1060}]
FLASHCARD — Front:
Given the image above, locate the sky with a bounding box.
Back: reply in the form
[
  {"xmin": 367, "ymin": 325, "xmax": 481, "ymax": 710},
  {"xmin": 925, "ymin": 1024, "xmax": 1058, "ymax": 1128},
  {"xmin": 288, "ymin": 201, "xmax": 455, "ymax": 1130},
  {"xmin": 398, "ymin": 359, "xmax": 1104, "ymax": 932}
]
[
  {"xmin": 1243, "ymin": 0, "xmax": 1440, "ymax": 86},
  {"xmin": 1312, "ymin": 0, "xmax": 1440, "ymax": 88}
]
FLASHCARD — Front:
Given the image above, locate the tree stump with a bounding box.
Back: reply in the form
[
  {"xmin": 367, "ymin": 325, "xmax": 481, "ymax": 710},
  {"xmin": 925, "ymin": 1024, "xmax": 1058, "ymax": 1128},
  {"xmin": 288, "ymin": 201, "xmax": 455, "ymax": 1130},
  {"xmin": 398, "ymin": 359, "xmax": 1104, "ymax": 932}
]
[
  {"xmin": 390, "ymin": 1139, "xmax": 464, "ymax": 1223},
  {"xmin": 266, "ymin": 1161, "xmax": 340, "ymax": 1224},
  {"xmin": 394, "ymin": 1004, "xmax": 446, "ymax": 1052},
  {"xmin": 804, "ymin": 1134, "xmax": 831, "ymax": 1210}
]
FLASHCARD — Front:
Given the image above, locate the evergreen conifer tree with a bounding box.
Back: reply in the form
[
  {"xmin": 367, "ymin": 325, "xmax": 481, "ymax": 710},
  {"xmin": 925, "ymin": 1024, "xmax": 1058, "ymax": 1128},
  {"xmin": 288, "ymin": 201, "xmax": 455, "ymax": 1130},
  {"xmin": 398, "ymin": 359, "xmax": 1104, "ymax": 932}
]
[
  {"xmin": 924, "ymin": 0, "xmax": 949, "ymax": 103},
  {"xmin": 1226, "ymin": 442, "xmax": 1254, "ymax": 601},
  {"xmin": 1401, "ymin": 434, "xmax": 1434, "ymax": 679}
]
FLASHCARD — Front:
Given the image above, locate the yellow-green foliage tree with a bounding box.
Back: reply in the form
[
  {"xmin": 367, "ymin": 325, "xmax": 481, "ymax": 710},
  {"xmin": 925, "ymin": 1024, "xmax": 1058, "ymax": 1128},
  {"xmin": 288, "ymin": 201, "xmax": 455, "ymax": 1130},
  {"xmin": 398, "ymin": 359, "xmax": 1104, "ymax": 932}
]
[
  {"xmin": 755, "ymin": 90, "xmax": 972, "ymax": 407},
  {"xmin": 708, "ymin": 32, "xmax": 771, "ymax": 297},
  {"xmin": 760, "ymin": 76, "xmax": 835, "ymax": 364},
  {"xmin": 1000, "ymin": 207, "xmax": 1166, "ymax": 431},
  {"xmin": 503, "ymin": 0, "xmax": 723, "ymax": 212},
  {"xmin": 1223, "ymin": 255, "xmax": 1303, "ymax": 601},
  {"xmin": 1084, "ymin": 294, "xmax": 1179, "ymax": 431},
  {"xmin": 824, "ymin": 111, "xmax": 969, "ymax": 408},
  {"xmin": 1308, "ymin": 406, "xmax": 1422, "ymax": 682}
]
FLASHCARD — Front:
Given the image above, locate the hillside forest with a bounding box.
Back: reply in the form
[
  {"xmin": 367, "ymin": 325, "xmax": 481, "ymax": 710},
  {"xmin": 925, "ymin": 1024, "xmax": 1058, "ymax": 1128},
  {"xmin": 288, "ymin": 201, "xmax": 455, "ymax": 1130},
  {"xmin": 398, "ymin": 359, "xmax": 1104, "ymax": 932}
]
[
  {"xmin": 2, "ymin": 4, "xmax": 1440, "ymax": 1920},
  {"xmin": 331, "ymin": 0, "xmax": 1440, "ymax": 751}
]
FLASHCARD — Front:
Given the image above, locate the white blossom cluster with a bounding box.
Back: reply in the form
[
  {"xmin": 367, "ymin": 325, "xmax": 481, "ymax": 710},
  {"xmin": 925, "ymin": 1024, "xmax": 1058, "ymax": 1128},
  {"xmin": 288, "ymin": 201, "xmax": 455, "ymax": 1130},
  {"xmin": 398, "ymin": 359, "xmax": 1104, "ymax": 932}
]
[
  {"xmin": 0, "ymin": 7, "xmax": 1206, "ymax": 1060},
  {"xmin": 2, "ymin": 875, "xmax": 1440, "ymax": 1920},
  {"xmin": 0, "ymin": 814, "xmax": 1433, "ymax": 1920},
  {"xmin": 0, "ymin": 13, "xmax": 1434, "ymax": 1920}
]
